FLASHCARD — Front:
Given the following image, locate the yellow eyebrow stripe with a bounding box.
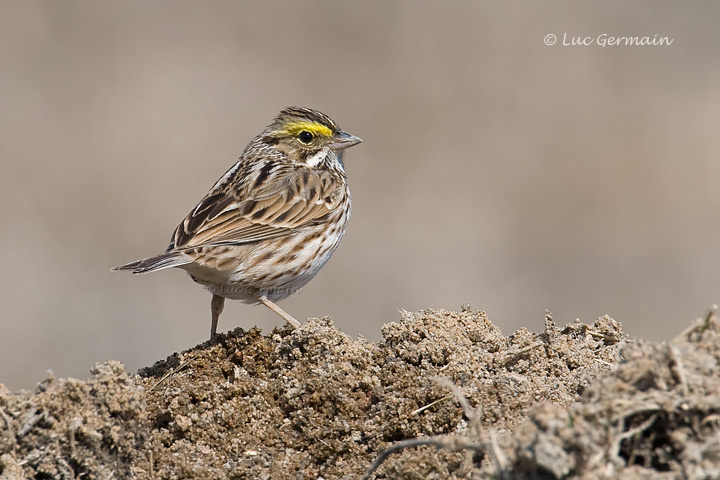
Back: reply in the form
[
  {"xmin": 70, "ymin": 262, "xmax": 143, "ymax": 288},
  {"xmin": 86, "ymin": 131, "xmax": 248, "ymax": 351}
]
[{"xmin": 281, "ymin": 121, "xmax": 333, "ymax": 138}]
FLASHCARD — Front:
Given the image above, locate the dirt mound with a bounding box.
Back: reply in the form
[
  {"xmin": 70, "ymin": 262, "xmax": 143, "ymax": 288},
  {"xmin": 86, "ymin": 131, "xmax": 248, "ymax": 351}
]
[
  {"xmin": 488, "ymin": 310, "xmax": 720, "ymax": 479},
  {"xmin": 0, "ymin": 362, "xmax": 145, "ymax": 479},
  {"xmin": 1, "ymin": 308, "xmax": 718, "ymax": 479}
]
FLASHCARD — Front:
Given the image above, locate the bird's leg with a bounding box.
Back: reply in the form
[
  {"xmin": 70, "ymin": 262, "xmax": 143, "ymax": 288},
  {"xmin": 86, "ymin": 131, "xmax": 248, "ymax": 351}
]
[
  {"xmin": 210, "ymin": 294, "xmax": 225, "ymax": 340},
  {"xmin": 258, "ymin": 296, "xmax": 301, "ymax": 328}
]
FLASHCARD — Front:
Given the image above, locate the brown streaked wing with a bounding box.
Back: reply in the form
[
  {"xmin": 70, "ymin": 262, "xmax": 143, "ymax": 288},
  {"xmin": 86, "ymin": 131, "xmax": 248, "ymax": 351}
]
[
  {"xmin": 172, "ymin": 193, "xmax": 235, "ymax": 248},
  {"xmin": 170, "ymin": 168, "xmax": 341, "ymax": 250}
]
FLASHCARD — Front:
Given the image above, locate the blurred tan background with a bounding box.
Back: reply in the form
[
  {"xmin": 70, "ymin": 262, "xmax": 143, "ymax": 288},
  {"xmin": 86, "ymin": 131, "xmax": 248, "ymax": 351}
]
[{"xmin": 2, "ymin": 1, "xmax": 719, "ymax": 390}]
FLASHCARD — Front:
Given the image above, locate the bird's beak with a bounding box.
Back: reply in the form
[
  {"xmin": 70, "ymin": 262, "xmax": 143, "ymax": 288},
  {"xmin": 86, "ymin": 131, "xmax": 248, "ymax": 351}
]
[{"xmin": 328, "ymin": 130, "xmax": 362, "ymax": 151}]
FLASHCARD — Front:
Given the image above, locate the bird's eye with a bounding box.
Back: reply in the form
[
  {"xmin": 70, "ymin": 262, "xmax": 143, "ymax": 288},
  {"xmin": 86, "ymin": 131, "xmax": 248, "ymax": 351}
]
[{"xmin": 297, "ymin": 131, "xmax": 314, "ymax": 144}]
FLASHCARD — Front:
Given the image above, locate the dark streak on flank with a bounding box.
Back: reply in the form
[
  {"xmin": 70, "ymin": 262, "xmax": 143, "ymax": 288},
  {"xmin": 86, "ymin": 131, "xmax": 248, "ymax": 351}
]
[
  {"xmin": 257, "ymin": 250, "xmax": 275, "ymax": 262},
  {"xmin": 279, "ymin": 253, "xmax": 297, "ymax": 264},
  {"xmin": 265, "ymin": 271, "xmax": 287, "ymax": 282},
  {"xmin": 254, "ymin": 162, "xmax": 274, "ymax": 189}
]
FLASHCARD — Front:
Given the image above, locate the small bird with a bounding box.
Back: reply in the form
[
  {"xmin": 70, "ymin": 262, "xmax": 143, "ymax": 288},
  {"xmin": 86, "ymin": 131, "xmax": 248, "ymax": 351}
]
[{"xmin": 114, "ymin": 107, "xmax": 361, "ymax": 339}]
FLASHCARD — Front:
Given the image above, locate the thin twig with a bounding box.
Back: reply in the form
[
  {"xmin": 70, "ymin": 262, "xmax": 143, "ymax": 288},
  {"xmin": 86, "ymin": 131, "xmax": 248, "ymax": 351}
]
[
  {"xmin": 668, "ymin": 345, "xmax": 689, "ymax": 397},
  {"xmin": 361, "ymin": 435, "xmax": 484, "ymax": 480},
  {"xmin": 585, "ymin": 328, "xmax": 625, "ymax": 342},
  {"xmin": 148, "ymin": 451, "xmax": 154, "ymax": 479},
  {"xmin": 705, "ymin": 304, "xmax": 718, "ymax": 329},
  {"xmin": 503, "ymin": 342, "xmax": 543, "ymax": 363},
  {"xmin": 612, "ymin": 413, "xmax": 659, "ymax": 461},
  {"xmin": 431, "ymin": 377, "xmax": 474, "ymax": 420},
  {"xmin": 611, "ymin": 404, "xmax": 661, "ymax": 424},
  {"xmin": 364, "ymin": 377, "xmax": 494, "ymax": 479},
  {"xmin": 148, "ymin": 360, "xmax": 190, "ymax": 392},
  {"xmin": 411, "ymin": 395, "xmax": 451, "ymax": 416},
  {"xmin": 0, "ymin": 405, "xmax": 12, "ymax": 429},
  {"xmin": 674, "ymin": 304, "xmax": 717, "ymax": 342},
  {"xmin": 486, "ymin": 429, "xmax": 510, "ymax": 479}
]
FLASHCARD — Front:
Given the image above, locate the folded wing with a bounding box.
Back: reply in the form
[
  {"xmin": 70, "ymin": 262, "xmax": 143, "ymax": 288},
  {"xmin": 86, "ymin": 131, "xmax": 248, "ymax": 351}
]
[{"xmin": 170, "ymin": 166, "xmax": 342, "ymax": 251}]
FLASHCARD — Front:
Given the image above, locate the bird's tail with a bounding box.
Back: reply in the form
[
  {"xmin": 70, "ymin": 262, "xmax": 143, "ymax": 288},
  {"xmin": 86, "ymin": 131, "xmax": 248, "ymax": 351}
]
[{"xmin": 112, "ymin": 251, "xmax": 192, "ymax": 274}]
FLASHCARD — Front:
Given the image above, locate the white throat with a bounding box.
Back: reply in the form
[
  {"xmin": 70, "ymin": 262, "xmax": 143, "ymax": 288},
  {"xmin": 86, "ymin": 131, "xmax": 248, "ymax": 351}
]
[{"xmin": 305, "ymin": 150, "xmax": 327, "ymax": 168}]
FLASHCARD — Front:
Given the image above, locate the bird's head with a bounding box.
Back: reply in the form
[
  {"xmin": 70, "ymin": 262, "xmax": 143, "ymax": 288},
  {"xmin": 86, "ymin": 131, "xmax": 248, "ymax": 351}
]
[{"xmin": 262, "ymin": 107, "xmax": 362, "ymax": 168}]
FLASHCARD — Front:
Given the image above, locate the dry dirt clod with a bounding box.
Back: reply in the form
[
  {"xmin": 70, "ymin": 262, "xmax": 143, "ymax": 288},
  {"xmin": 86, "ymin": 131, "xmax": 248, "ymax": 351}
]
[{"xmin": 3, "ymin": 308, "xmax": 720, "ymax": 479}]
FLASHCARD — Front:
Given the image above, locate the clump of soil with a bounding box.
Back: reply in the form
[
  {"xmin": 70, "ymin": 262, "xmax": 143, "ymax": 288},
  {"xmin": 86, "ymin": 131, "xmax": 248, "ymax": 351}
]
[
  {"xmin": 2, "ymin": 307, "xmax": 718, "ymax": 479},
  {"xmin": 487, "ymin": 310, "xmax": 720, "ymax": 479},
  {"xmin": 131, "ymin": 309, "xmax": 619, "ymax": 479},
  {"xmin": 0, "ymin": 362, "xmax": 145, "ymax": 479}
]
